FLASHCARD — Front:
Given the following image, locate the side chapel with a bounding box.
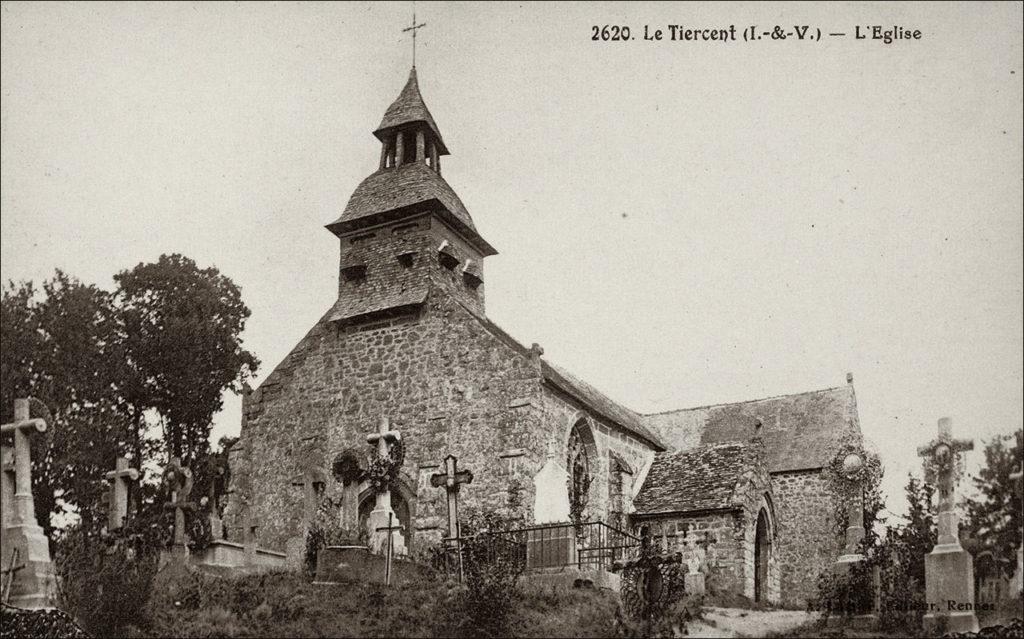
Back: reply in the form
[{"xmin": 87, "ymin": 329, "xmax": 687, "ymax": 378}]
[{"xmin": 224, "ymin": 67, "xmax": 865, "ymax": 607}]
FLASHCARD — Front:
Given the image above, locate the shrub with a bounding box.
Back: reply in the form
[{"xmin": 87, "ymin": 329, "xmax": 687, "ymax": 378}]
[{"xmin": 54, "ymin": 523, "xmax": 160, "ymax": 637}]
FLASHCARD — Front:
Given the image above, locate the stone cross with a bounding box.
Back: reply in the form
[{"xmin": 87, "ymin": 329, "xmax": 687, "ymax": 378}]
[
  {"xmin": 104, "ymin": 457, "xmax": 140, "ymax": 531},
  {"xmin": 162, "ymin": 457, "xmax": 197, "ymax": 553},
  {"xmin": 0, "ymin": 399, "xmax": 54, "ymax": 609},
  {"xmin": 366, "ymin": 417, "xmax": 401, "ymax": 509},
  {"xmin": 430, "ymin": 454, "xmax": 473, "ymax": 540},
  {"xmin": 917, "ymin": 417, "xmax": 979, "ymax": 634},
  {"xmin": 366, "ymin": 417, "xmax": 405, "ymax": 555},
  {"xmin": 916, "ymin": 417, "xmax": 973, "ymax": 546},
  {"xmin": 1, "ymin": 399, "xmax": 47, "ymax": 526}
]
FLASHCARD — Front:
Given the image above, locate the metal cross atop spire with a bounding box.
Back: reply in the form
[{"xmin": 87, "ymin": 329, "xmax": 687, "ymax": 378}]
[{"xmin": 402, "ymin": 2, "xmax": 427, "ymax": 68}]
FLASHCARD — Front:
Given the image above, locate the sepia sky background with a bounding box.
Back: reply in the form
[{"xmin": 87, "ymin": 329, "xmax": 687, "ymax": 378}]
[{"xmin": 2, "ymin": 1, "xmax": 1021, "ymax": 518}]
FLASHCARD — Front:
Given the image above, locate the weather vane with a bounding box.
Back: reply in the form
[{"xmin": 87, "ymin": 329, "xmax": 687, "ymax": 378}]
[{"xmin": 402, "ymin": 2, "xmax": 427, "ymax": 68}]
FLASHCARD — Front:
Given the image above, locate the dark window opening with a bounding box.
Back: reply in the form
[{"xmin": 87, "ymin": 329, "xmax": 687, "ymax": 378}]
[
  {"xmin": 438, "ymin": 250, "xmax": 460, "ymax": 270},
  {"xmin": 341, "ymin": 264, "xmax": 367, "ymax": 282},
  {"xmin": 397, "ymin": 252, "xmax": 415, "ymax": 268}
]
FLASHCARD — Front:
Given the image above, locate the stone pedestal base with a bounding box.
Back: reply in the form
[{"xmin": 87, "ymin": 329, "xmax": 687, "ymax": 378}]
[
  {"xmin": 2, "ymin": 522, "xmax": 55, "ymax": 609},
  {"xmin": 368, "ymin": 507, "xmax": 405, "ymax": 556},
  {"xmin": 923, "ymin": 544, "xmax": 979, "ymax": 635},
  {"xmin": 684, "ymin": 572, "xmax": 705, "ymax": 596}
]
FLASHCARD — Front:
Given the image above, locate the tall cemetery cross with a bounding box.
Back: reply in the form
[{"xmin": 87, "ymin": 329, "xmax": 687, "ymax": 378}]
[
  {"xmin": 1, "ymin": 398, "xmax": 46, "ymax": 526},
  {"xmin": 916, "ymin": 417, "xmax": 979, "ymax": 634},
  {"xmin": 0, "ymin": 398, "xmax": 54, "ymax": 609},
  {"xmin": 916, "ymin": 417, "xmax": 974, "ymax": 547},
  {"xmin": 104, "ymin": 456, "xmax": 140, "ymax": 531},
  {"xmin": 163, "ymin": 457, "xmax": 197, "ymax": 555},
  {"xmin": 430, "ymin": 454, "xmax": 473, "ymax": 541},
  {"xmin": 366, "ymin": 417, "xmax": 406, "ymax": 554}
]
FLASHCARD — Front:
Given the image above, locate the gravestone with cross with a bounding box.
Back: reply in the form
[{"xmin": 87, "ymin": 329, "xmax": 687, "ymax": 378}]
[
  {"xmin": 917, "ymin": 417, "xmax": 979, "ymax": 634},
  {"xmin": 0, "ymin": 398, "xmax": 55, "ymax": 609},
  {"xmin": 430, "ymin": 454, "xmax": 473, "ymax": 541},
  {"xmin": 366, "ymin": 417, "xmax": 406, "ymax": 555},
  {"xmin": 104, "ymin": 456, "xmax": 140, "ymax": 531},
  {"xmin": 162, "ymin": 457, "xmax": 197, "ymax": 559}
]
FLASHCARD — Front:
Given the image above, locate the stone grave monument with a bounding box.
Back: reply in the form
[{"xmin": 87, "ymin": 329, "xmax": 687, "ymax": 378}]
[
  {"xmin": 917, "ymin": 417, "xmax": 979, "ymax": 634},
  {"xmin": 0, "ymin": 398, "xmax": 55, "ymax": 609}
]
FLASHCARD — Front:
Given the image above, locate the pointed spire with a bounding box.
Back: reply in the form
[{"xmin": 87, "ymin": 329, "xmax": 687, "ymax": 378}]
[{"xmin": 373, "ymin": 68, "xmax": 449, "ymax": 155}]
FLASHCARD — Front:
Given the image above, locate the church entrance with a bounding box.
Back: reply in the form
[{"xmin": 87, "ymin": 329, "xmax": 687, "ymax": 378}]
[{"xmin": 754, "ymin": 508, "xmax": 771, "ymax": 602}]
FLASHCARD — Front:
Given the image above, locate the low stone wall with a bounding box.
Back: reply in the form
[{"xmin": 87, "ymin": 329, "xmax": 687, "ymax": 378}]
[
  {"xmin": 192, "ymin": 540, "xmax": 289, "ymax": 576},
  {"xmin": 637, "ymin": 511, "xmax": 747, "ymax": 597}
]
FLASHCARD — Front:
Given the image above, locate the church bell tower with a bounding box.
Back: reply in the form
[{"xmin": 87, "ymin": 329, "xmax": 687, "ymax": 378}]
[{"xmin": 325, "ymin": 68, "xmax": 497, "ymax": 325}]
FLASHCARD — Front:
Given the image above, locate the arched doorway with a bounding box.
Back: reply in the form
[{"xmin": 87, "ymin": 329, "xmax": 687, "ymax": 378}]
[{"xmin": 754, "ymin": 508, "xmax": 771, "ymax": 603}]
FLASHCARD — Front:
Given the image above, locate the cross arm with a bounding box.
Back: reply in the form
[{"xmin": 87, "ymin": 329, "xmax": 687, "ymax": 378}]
[
  {"xmin": 106, "ymin": 468, "xmax": 140, "ymax": 482},
  {"xmin": 0, "ymin": 418, "xmax": 46, "ymax": 435}
]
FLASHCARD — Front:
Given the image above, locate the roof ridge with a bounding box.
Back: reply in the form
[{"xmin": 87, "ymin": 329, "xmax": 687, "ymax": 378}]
[{"xmin": 642, "ymin": 384, "xmax": 850, "ymax": 416}]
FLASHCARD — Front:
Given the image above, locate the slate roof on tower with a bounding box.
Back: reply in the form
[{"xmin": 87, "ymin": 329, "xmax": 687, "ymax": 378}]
[{"xmin": 374, "ymin": 68, "xmax": 449, "ymax": 155}]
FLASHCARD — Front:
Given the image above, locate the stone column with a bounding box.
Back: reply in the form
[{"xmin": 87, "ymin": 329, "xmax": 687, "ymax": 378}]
[
  {"xmin": 415, "ymin": 130, "xmax": 425, "ymax": 161},
  {"xmin": 395, "ymin": 132, "xmax": 405, "ymax": 166}
]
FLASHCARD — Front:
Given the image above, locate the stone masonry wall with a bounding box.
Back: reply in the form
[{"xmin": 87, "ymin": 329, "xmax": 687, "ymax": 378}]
[
  {"xmin": 227, "ymin": 280, "xmax": 660, "ymax": 554},
  {"xmin": 771, "ymin": 469, "xmax": 841, "ymax": 607},
  {"xmin": 637, "ymin": 511, "xmax": 746, "ymax": 596}
]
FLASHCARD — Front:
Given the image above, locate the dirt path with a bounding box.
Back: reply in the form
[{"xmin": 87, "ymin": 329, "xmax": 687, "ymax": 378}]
[{"xmin": 686, "ymin": 607, "xmax": 819, "ymax": 638}]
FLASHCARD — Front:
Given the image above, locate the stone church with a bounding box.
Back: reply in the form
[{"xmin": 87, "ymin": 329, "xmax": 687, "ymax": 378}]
[{"xmin": 224, "ymin": 67, "xmax": 865, "ymax": 607}]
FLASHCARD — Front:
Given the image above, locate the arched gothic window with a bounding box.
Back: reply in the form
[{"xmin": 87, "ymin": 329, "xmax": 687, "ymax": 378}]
[{"xmin": 567, "ymin": 423, "xmax": 591, "ymax": 519}]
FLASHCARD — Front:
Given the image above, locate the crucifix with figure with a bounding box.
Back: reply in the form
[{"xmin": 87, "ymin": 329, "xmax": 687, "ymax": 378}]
[
  {"xmin": 402, "ymin": 5, "xmax": 426, "ymax": 67},
  {"xmin": 366, "ymin": 417, "xmax": 406, "ymax": 555},
  {"xmin": 162, "ymin": 457, "xmax": 197, "ymax": 558},
  {"xmin": 916, "ymin": 417, "xmax": 979, "ymax": 634}
]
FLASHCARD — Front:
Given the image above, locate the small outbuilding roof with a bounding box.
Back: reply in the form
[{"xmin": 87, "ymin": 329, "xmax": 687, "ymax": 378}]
[{"xmin": 633, "ymin": 442, "xmax": 763, "ymax": 515}]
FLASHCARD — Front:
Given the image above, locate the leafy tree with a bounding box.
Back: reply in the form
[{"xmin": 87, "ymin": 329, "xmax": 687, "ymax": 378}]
[
  {"xmin": 115, "ymin": 254, "xmax": 258, "ymax": 464},
  {"xmin": 963, "ymin": 429, "xmax": 1023, "ymax": 572},
  {"xmin": 1, "ymin": 274, "xmax": 130, "ymax": 535},
  {"xmin": 1, "ymin": 256, "xmax": 257, "ymax": 534}
]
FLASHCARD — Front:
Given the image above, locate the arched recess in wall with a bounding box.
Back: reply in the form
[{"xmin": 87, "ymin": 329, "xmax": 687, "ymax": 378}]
[
  {"xmin": 607, "ymin": 452, "xmax": 634, "ymax": 529},
  {"xmin": 563, "ymin": 413, "xmax": 599, "ymax": 522},
  {"xmin": 357, "ymin": 475, "xmax": 418, "ymax": 553},
  {"xmin": 754, "ymin": 492, "xmax": 777, "ymax": 604}
]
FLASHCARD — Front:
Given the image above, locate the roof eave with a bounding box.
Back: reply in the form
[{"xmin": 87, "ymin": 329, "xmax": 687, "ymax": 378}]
[
  {"xmin": 325, "ymin": 200, "xmax": 497, "ymax": 257},
  {"xmin": 373, "ymin": 122, "xmax": 450, "ymax": 156}
]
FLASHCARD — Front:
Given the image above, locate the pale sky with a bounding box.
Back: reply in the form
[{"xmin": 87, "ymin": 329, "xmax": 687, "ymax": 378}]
[{"xmin": 2, "ymin": 1, "xmax": 1021, "ymax": 517}]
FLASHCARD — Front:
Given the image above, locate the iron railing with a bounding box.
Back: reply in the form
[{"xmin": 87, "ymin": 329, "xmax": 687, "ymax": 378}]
[{"xmin": 441, "ymin": 520, "xmax": 641, "ymax": 581}]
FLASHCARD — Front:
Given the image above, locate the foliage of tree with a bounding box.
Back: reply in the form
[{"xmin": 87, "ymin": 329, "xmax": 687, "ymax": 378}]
[
  {"xmin": 963, "ymin": 429, "xmax": 1023, "ymax": 572},
  {"xmin": 115, "ymin": 254, "xmax": 258, "ymax": 464},
  {"xmin": 0, "ymin": 255, "xmax": 257, "ymax": 535}
]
